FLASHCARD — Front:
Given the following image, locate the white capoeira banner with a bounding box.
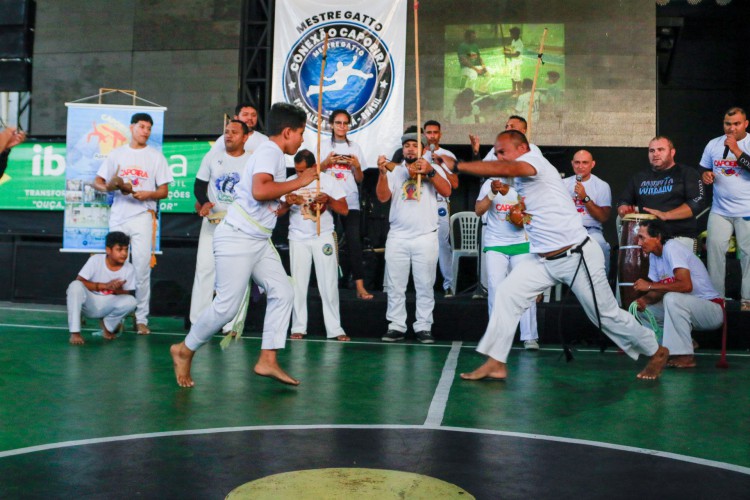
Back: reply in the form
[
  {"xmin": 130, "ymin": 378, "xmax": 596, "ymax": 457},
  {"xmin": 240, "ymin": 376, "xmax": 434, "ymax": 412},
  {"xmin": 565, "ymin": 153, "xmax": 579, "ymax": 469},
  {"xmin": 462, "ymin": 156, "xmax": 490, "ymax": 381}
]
[{"xmin": 272, "ymin": 0, "xmax": 407, "ymax": 168}]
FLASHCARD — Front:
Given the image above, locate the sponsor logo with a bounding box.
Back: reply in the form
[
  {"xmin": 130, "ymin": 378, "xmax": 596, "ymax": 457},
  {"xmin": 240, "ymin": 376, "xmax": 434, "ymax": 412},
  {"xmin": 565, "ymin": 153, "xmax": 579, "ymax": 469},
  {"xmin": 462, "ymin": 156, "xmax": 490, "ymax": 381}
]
[{"xmin": 322, "ymin": 243, "xmax": 334, "ymax": 256}]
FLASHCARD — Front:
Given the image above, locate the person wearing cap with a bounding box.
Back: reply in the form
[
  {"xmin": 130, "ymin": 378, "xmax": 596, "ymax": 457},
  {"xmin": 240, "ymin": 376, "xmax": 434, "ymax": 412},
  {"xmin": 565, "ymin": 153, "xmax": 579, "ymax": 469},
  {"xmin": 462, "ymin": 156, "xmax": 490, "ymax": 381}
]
[{"xmin": 376, "ymin": 133, "xmax": 452, "ymax": 343}]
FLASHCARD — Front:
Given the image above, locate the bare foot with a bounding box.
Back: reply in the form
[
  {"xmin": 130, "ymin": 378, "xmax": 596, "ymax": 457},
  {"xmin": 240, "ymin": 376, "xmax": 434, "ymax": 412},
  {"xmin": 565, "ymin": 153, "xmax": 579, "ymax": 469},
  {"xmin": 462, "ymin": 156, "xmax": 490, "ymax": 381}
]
[
  {"xmin": 136, "ymin": 323, "xmax": 151, "ymax": 335},
  {"xmin": 100, "ymin": 320, "xmax": 117, "ymax": 340},
  {"xmin": 637, "ymin": 345, "xmax": 670, "ymax": 380},
  {"xmin": 170, "ymin": 343, "xmax": 195, "ymax": 388},
  {"xmin": 356, "ymin": 290, "xmax": 374, "ymax": 300},
  {"xmin": 69, "ymin": 333, "xmax": 85, "ymax": 345},
  {"xmin": 290, "ymin": 333, "xmax": 305, "ymax": 340},
  {"xmin": 667, "ymin": 354, "xmax": 696, "ymax": 368},
  {"xmin": 334, "ymin": 334, "xmax": 350, "ymax": 342},
  {"xmin": 460, "ymin": 358, "xmax": 507, "ymax": 381},
  {"xmin": 254, "ymin": 353, "xmax": 300, "ymax": 386}
]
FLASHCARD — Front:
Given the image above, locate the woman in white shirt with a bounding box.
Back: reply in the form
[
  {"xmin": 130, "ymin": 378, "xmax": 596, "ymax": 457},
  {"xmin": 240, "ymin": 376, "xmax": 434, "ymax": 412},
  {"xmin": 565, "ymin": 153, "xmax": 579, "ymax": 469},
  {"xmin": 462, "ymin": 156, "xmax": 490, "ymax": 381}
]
[{"xmin": 319, "ymin": 109, "xmax": 373, "ymax": 300}]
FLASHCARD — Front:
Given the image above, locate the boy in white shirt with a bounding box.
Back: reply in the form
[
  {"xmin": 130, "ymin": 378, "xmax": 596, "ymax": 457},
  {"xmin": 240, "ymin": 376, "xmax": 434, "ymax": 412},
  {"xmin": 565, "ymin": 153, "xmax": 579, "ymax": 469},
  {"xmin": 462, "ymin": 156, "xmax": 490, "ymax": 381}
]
[
  {"xmin": 66, "ymin": 231, "xmax": 137, "ymax": 345},
  {"xmin": 278, "ymin": 149, "xmax": 349, "ymax": 341},
  {"xmin": 170, "ymin": 103, "xmax": 317, "ymax": 388}
]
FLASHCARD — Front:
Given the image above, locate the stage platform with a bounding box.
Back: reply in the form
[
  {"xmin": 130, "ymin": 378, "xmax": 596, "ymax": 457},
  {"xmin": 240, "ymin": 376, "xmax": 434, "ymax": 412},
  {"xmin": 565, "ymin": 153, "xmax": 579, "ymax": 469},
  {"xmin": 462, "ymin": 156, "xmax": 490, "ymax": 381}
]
[{"xmin": 241, "ymin": 289, "xmax": 750, "ymax": 351}]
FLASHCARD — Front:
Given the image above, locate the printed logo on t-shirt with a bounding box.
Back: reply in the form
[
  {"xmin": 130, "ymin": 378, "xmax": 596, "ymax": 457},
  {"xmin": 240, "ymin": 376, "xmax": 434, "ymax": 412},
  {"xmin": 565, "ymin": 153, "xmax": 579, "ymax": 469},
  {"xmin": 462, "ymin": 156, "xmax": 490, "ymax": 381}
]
[
  {"xmin": 573, "ymin": 197, "xmax": 586, "ymax": 214},
  {"xmin": 119, "ymin": 167, "xmax": 149, "ymax": 187},
  {"xmin": 215, "ymin": 172, "xmax": 240, "ymax": 204},
  {"xmin": 713, "ymin": 159, "xmax": 740, "ymax": 177},
  {"xmin": 657, "ymin": 276, "xmax": 676, "ymax": 284},
  {"xmin": 330, "ymin": 163, "xmax": 351, "ymax": 180},
  {"xmin": 639, "ymin": 177, "xmax": 674, "ymax": 195},
  {"xmin": 401, "ymin": 179, "xmax": 419, "ymax": 201}
]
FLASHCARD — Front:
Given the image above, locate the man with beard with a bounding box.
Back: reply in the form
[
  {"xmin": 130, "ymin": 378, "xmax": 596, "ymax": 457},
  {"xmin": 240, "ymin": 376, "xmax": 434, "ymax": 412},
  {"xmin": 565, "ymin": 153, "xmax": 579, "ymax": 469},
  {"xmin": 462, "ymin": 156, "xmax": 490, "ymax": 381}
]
[{"xmin": 377, "ymin": 133, "xmax": 452, "ymax": 343}]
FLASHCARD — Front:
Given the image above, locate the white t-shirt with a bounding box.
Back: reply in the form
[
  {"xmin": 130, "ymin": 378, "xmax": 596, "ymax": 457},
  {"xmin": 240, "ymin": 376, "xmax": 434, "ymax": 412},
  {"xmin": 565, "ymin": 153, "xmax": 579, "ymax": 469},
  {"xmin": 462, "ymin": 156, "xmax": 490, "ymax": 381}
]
[
  {"xmin": 648, "ymin": 240, "xmax": 718, "ymax": 301},
  {"xmin": 562, "ymin": 173, "xmax": 612, "ymax": 230},
  {"xmin": 77, "ymin": 254, "xmax": 136, "ymax": 296},
  {"xmin": 514, "ymin": 150, "xmax": 588, "ymax": 253},
  {"xmin": 386, "ymin": 162, "xmax": 447, "ymax": 239},
  {"xmin": 699, "ymin": 134, "xmax": 750, "ymax": 217},
  {"xmin": 425, "ymin": 146, "xmax": 456, "ymax": 203},
  {"xmin": 483, "ymin": 142, "xmax": 542, "ymax": 161},
  {"xmin": 210, "ymin": 131, "xmax": 269, "ymax": 156},
  {"xmin": 477, "ymin": 178, "xmax": 527, "ymax": 247},
  {"xmin": 320, "ymin": 139, "xmax": 367, "ymax": 211},
  {"xmin": 224, "ymin": 140, "xmax": 287, "ymax": 239},
  {"xmin": 285, "ymin": 173, "xmax": 346, "ymax": 241},
  {"xmin": 97, "ymin": 145, "xmax": 172, "ymax": 227},
  {"xmin": 196, "ymin": 150, "xmax": 251, "ymax": 213},
  {"xmin": 515, "ymin": 92, "xmax": 541, "ymax": 123}
]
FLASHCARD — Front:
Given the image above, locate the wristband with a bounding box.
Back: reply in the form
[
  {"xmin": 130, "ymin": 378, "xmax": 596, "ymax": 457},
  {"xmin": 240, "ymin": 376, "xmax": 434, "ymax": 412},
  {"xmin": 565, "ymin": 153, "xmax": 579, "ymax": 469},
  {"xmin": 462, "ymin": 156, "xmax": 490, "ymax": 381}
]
[
  {"xmin": 452, "ymin": 158, "xmax": 460, "ymax": 173},
  {"xmin": 426, "ymin": 169, "xmax": 436, "ymax": 179},
  {"xmin": 487, "ymin": 191, "xmax": 497, "ymax": 201}
]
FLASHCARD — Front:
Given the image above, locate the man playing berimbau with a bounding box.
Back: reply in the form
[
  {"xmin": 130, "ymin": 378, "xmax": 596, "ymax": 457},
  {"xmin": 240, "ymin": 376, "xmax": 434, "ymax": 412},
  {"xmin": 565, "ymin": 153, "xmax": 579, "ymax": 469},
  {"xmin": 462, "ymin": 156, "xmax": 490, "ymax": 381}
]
[{"xmin": 438, "ymin": 130, "xmax": 669, "ymax": 381}]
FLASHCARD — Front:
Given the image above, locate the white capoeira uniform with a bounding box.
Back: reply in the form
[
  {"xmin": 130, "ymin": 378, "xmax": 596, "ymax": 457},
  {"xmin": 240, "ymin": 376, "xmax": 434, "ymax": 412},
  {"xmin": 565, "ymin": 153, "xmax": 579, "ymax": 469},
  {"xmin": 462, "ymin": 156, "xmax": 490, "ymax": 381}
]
[
  {"xmin": 508, "ymin": 38, "xmax": 523, "ymax": 81},
  {"xmin": 67, "ymin": 254, "xmax": 137, "ymax": 333},
  {"xmin": 210, "ymin": 130, "xmax": 268, "ymax": 156},
  {"xmin": 383, "ymin": 163, "xmax": 447, "ymax": 333},
  {"xmin": 425, "ymin": 146, "xmax": 457, "ymax": 293},
  {"xmin": 184, "ymin": 140, "xmax": 293, "ymax": 352},
  {"xmin": 286, "ymin": 174, "xmax": 347, "ymax": 338},
  {"xmin": 700, "ymin": 134, "xmax": 750, "ymax": 301},
  {"xmin": 189, "ymin": 149, "xmax": 251, "ymax": 332},
  {"xmin": 477, "ymin": 178, "xmax": 538, "ymax": 341},
  {"xmin": 97, "ymin": 145, "xmax": 172, "ymax": 326},
  {"xmin": 562, "ymin": 173, "xmax": 612, "ymax": 275},
  {"xmin": 637, "ymin": 240, "xmax": 723, "ymax": 355},
  {"xmin": 478, "ymin": 150, "xmax": 659, "ymax": 363}
]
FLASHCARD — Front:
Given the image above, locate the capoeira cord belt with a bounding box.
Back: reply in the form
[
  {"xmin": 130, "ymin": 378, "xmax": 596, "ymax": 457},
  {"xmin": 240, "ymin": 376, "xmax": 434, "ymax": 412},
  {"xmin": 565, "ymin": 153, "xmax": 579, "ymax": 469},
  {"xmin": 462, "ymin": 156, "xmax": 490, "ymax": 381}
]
[
  {"xmin": 627, "ymin": 301, "xmax": 663, "ymax": 344},
  {"xmin": 554, "ymin": 237, "xmax": 605, "ymax": 361}
]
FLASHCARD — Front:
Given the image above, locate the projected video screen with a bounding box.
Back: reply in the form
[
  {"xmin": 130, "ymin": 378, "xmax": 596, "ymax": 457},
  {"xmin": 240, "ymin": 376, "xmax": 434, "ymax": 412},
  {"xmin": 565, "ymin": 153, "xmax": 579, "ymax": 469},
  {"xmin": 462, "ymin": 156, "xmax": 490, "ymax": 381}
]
[
  {"xmin": 403, "ymin": 0, "xmax": 656, "ymax": 148},
  {"xmin": 443, "ymin": 24, "xmax": 564, "ymax": 128}
]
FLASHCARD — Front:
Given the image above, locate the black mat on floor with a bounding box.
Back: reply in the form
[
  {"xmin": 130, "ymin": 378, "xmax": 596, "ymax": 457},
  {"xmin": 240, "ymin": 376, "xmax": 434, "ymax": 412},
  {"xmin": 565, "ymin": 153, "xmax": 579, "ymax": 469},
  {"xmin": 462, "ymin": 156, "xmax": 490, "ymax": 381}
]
[{"xmin": 2, "ymin": 428, "xmax": 748, "ymax": 499}]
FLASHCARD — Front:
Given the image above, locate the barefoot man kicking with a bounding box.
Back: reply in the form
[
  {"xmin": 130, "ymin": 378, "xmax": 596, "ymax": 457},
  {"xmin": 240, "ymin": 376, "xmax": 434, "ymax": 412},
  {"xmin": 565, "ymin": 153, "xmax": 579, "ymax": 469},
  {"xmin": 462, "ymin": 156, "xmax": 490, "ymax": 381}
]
[
  {"xmin": 439, "ymin": 130, "xmax": 669, "ymax": 380},
  {"xmin": 171, "ymin": 103, "xmax": 317, "ymax": 387}
]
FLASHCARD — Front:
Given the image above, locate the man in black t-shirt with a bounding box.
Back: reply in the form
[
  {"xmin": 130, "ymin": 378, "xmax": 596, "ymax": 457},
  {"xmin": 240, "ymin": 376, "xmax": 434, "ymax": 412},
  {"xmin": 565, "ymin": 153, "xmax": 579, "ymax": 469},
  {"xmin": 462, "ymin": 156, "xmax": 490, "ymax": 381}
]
[{"xmin": 617, "ymin": 136, "xmax": 706, "ymax": 248}]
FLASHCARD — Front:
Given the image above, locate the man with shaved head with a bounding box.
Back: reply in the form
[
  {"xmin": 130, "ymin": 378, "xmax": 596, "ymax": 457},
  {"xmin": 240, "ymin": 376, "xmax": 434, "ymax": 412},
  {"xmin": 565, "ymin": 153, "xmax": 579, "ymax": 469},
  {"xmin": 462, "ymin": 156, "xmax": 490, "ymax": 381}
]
[{"xmin": 563, "ymin": 150, "xmax": 613, "ymax": 276}]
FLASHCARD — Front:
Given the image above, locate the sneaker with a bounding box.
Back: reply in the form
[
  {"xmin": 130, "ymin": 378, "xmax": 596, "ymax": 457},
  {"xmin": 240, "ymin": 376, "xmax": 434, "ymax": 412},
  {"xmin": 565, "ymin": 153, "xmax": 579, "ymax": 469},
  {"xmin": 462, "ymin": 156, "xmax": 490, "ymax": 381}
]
[
  {"xmin": 472, "ymin": 285, "xmax": 487, "ymax": 300},
  {"xmin": 741, "ymin": 300, "xmax": 750, "ymax": 312},
  {"xmin": 415, "ymin": 331, "xmax": 435, "ymax": 344},
  {"xmin": 382, "ymin": 330, "xmax": 405, "ymax": 342},
  {"xmin": 444, "ymin": 289, "xmax": 454, "ymax": 298},
  {"xmin": 524, "ymin": 339, "xmax": 540, "ymax": 350}
]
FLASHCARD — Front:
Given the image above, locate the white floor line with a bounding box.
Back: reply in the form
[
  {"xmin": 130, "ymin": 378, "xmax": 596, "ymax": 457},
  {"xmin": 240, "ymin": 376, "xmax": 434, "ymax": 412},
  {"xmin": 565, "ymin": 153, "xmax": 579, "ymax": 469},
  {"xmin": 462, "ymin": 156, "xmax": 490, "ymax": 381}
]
[
  {"xmin": 0, "ymin": 306, "xmax": 66, "ymax": 313},
  {"xmin": 424, "ymin": 341, "xmax": 462, "ymax": 427},
  {"xmin": 1, "ymin": 424, "xmax": 749, "ymax": 476}
]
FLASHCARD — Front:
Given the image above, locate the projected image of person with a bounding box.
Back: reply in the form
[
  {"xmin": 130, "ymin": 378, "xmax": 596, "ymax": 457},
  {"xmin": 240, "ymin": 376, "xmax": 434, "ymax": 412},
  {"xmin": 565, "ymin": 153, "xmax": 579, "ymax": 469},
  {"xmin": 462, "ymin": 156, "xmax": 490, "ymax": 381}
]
[
  {"xmin": 458, "ymin": 30, "xmax": 487, "ymax": 90},
  {"xmin": 514, "ymin": 78, "xmax": 541, "ymax": 124},
  {"xmin": 505, "ymin": 27, "xmax": 524, "ymax": 95}
]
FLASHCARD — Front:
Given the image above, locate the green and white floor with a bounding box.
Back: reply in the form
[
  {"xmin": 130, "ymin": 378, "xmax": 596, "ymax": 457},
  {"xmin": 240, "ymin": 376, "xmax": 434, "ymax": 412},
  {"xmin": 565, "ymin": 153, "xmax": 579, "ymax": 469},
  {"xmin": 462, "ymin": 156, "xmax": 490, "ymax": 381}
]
[{"xmin": 1, "ymin": 302, "xmax": 749, "ymax": 498}]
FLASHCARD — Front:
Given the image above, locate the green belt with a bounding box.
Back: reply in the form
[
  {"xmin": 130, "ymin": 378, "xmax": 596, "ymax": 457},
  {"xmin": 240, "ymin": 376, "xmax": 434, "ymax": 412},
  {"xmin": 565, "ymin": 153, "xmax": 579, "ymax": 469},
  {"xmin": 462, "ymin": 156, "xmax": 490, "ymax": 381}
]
[{"xmin": 484, "ymin": 242, "xmax": 530, "ymax": 256}]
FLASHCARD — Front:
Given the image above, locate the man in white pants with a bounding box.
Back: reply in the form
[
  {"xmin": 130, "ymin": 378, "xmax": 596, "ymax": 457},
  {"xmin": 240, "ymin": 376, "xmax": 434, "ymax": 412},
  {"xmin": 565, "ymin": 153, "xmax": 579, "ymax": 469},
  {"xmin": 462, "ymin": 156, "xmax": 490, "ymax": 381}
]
[
  {"xmin": 440, "ymin": 130, "xmax": 669, "ymax": 381},
  {"xmin": 94, "ymin": 112, "xmax": 172, "ymax": 335},
  {"xmin": 170, "ymin": 103, "xmax": 317, "ymax": 388},
  {"xmin": 476, "ymin": 175, "xmax": 540, "ymax": 350},
  {"xmin": 562, "ymin": 150, "xmax": 612, "ymax": 276},
  {"xmin": 279, "ymin": 149, "xmax": 349, "ymax": 341},
  {"xmin": 67, "ymin": 231, "xmax": 137, "ymax": 345},
  {"xmin": 189, "ymin": 120, "xmax": 251, "ymax": 334},
  {"xmin": 633, "ymin": 219, "xmax": 723, "ymax": 368},
  {"xmin": 423, "ymin": 120, "xmax": 458, "ymax": 297},
  {"xmin": 700, "ymin": 107, "xmax": 750, "ymax": 312},
  {"xmin": 209, "ymin": 103, "xmax": 268, "ymax": 156},
  {"xmin": 377, "ymin": 133, "xmax": 452, "ymax": 343}
]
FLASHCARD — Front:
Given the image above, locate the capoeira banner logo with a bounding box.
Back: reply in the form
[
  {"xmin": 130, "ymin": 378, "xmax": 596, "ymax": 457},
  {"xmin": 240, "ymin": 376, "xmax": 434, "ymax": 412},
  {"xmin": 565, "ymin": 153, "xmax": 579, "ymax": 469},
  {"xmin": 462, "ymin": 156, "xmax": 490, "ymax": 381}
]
[{"xmin": 272, "ymin": 0, "xmax": 407, "ymax": 167}]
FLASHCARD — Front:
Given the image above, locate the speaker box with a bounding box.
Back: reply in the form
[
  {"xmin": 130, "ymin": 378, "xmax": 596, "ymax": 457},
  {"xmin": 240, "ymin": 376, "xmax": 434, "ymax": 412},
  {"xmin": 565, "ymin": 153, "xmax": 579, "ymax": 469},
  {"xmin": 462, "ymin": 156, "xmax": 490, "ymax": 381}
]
[
  {"xmin": 0, "ymin": 60, "xmax": 32, "ymax": 91},
  {"xmin": 0, "ymin": 26, "xmax": 33, "ymax": 58}
]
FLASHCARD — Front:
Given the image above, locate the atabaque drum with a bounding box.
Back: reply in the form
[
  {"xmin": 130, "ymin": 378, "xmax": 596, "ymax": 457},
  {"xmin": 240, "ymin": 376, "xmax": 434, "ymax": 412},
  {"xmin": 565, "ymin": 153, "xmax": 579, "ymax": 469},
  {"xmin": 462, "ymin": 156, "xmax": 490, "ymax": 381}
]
[{"xmin": 617, "ymin": 213, "xmax": 656, "ymax": 308}]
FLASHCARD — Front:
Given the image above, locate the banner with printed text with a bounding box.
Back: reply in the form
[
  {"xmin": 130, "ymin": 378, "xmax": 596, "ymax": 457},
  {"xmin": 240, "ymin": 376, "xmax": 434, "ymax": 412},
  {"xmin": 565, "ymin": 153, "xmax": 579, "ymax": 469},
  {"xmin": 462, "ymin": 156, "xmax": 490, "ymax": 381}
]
[
  {"xmin": 62, "ymin": 103, "xmax": 167, "ymax": 251},
  {"xmin": 271, "ymin": 0, "xmax": 406, "ymax": 168}
]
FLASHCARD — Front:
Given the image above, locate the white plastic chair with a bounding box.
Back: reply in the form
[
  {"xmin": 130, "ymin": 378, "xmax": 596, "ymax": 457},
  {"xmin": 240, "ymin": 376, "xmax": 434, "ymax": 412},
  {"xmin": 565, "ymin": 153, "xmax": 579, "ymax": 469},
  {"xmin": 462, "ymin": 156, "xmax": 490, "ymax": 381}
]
[{"xmin": 450, "ymin": 212, "xmax": 480, "ymax": 295}]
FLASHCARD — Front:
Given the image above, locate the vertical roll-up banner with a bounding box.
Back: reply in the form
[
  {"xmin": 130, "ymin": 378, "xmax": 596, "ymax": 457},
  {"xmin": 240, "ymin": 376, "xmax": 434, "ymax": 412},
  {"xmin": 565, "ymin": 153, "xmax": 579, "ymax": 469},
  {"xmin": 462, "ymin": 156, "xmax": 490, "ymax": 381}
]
[
  {"xmin": 272, "ymin": 0, "xmax": 407, "ymax": 168},
  {"xmin": 62, "ymin": 103, "xmax": 166, "ymax": 251}
]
